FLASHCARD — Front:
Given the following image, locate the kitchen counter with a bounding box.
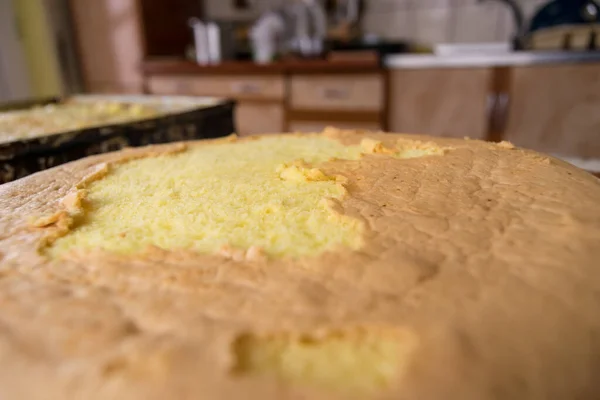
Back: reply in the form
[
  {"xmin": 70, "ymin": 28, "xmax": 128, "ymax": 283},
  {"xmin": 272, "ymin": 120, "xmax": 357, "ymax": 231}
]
[
  {"xmin": 553, "ymin": 155, "xmax": 600, "ymax": 175},
  {"xmin": 143, "ymin": 58, "xmax": 382, "ymax": 75},
  {"xmin": 145, "ymin": 51, "xmax": 600, "ymax": 74},
  {"xmin": 385, "ymin": 51, "xmax": 600, "ymax": 69}
]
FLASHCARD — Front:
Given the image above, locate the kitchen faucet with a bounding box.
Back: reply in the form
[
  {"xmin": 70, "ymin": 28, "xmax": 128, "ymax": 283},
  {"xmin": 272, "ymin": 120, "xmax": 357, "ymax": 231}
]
[{"xmin": 478, "ymin": 0, "xmax": 526, "ymax": 49}]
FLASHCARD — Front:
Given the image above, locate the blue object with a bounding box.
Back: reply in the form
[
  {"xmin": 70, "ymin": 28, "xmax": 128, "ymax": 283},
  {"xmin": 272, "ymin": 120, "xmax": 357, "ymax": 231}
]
[{"xmin": 528, "ymin": 0, "xmax": 600, "ymax": 33}]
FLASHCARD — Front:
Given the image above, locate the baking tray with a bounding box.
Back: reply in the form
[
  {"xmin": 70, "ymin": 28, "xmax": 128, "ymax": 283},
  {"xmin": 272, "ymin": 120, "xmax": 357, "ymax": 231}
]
[{"xmin": 0, "ymin": 95, "xmax": 236, "ymax": 183}]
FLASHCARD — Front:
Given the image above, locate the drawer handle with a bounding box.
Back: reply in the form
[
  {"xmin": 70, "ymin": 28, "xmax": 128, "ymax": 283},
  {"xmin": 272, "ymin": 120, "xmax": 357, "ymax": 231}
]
[
  {"xmin": 320, "ymin": 87, "xmax": 350, "ymax": 100},
  {"xmin": 232, "ymin": 82, "xmax": 261, "ymax": 94}
]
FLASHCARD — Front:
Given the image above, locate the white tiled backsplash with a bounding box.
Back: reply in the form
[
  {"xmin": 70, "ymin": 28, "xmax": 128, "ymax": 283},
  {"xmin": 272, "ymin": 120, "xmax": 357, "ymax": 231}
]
[{"xmin": 204, "ymin": 0, "xmax": 549, "ymax": 44}]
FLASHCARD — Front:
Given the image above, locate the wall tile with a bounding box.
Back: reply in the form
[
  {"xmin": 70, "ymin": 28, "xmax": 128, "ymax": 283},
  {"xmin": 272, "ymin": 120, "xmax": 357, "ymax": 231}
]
[
  {"xmin": 362, "ymin": 9, "xmax": 416, "ymax": 40},
  {"xmin": 204, "ymin": 0, "xmax": 280, "ymax": 21},
  {"xmin": 451, "ymin": 3, "xmax": 504, "ymax": 43},
  {"xmin": 413, "ymin": 0, "xmax": 452, "ymax": 9},
  {"xmin": 202, "ymin": 0, "xmax": 534, "ymax": 45},
  {"xmin": 496, "ymin": 5, "xmax": 515, "ymax": 42},
  {"xmin": 365, "ymin": 0, "xmax": 413, "ymax": 14},
  {"xmin": 413, "ymin": 7, "xmax": 452, "ymax": 44}
]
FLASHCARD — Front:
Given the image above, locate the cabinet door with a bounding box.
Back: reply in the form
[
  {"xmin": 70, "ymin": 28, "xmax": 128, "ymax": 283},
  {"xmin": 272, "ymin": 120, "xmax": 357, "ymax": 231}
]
[
  {"xmin": 290, "ymin": 74, "xmax": 383, "ymax": 111},
  {"xmin": 235, "ymin": 103, "xmax": 284, "ymax": 136},
  {"xmin": 504, "ymin": 64, "xmax": 600, "ymax": 158},
  {"xmin": 388, "ymin": 68, "xmax": 492, "ymax": 139},
  {"xmin": 288, "ymin": 120, "xmax": 381, "ymax": 133}
]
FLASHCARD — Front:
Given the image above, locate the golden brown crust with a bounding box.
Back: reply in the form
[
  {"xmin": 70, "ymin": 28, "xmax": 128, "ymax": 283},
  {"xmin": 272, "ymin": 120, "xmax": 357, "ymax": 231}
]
[{"xmin": 1, "ymin": 130, "xmax": 600, "ymax": 399}]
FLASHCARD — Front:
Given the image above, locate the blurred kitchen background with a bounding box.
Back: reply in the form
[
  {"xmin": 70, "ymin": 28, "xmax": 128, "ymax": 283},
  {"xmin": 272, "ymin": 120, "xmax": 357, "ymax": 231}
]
[{"xmin": 1, "ymin": 0, "xmax": 599, "ymax": 170}]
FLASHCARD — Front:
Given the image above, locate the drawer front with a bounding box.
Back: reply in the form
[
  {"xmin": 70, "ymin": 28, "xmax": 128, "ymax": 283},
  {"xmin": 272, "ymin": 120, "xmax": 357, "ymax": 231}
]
[
  {"xmin": 148, "ymin": 75, "xmax": 285, "ymax": 100},
  {"xmin": 290, "ymin": 74, "xmax": 383, "ymax": 111},
  {"xmin": 88, "ymin": 81, "xmax": 143, "ymax": 94},
  {"xmin": 147, "ymin": 77, "xmax": 185, "ymax": 94},
  {"xmin": 288, "ymin": 120, "xmax": 381, "ymax": 133},
  {"xmin": 235, "ymin": 103, "xmax": 284, "ymax": 136}
]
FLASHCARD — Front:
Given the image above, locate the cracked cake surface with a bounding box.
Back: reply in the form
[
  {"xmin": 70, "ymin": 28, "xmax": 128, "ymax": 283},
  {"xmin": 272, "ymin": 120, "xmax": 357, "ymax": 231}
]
[{"xmin": 1, "ymin": 129, "xmax": 600, "ymax": 400}]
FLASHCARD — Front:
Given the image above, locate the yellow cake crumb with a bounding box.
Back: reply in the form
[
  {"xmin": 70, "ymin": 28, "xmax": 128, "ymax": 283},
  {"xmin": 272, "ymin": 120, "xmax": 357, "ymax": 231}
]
[
  {"xmin": 396, "ymin": 139, "xmax": 446, "ymax": 159},
  {"xmin": 360, "ymin": 138, "xmax": 397, "ymax": 155},
  {"xmin": 233, "ymin": 327, "xmax": 417, "ymax": 395},
  {"xmin": 48, "ymin": 136, "xmax": 366, "ymax": 258},
  {"xmin": 496, "ymin": 140, "xmax": 515, "ymax": 149},
  {"xmin": 46, "ymin": 135, "xmax": 444, "ymax": 259}
]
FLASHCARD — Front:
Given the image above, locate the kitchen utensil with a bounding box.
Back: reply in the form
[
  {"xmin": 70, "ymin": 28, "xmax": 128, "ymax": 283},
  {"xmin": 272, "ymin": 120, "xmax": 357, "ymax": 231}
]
[
  {"xmin": 479, "ymin": 0, "xmax": 600, "ymax": 50},
  {"xmin": 529, "ymin": 0, "xmax": 600, "ymax": 33},
  {"xmin": 477, "ymin": 0, "xmax": 526, "ymax": 49},
  {"xmin": 250, "ymin": 11, "xmax": 286, "ymax": 63},
  {"xmin": 189, "ymin": 18, "xmax": 210, "ymax": 65},
  {"xmin": 287, "ymin": 0, "xmax": 327, "ymax": 57}
]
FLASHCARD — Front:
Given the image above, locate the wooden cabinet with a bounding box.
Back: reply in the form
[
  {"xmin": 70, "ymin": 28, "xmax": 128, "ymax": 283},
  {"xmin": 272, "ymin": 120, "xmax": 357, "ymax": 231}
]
[
  {"xmin": 287, "ymin": 72, "xmax": 385, "ymax": 132},
  {"xmin": 388, "ymin": 68, "xmax": 492, "ymax": 139},
  {"xmin": 148, "ymin": 74, "xmax": 286, "ymax": 135},
  {"xmin": 236, "ymin": 103, "xmax": 284, "ymax": 136},
  {"xmin": 147, "ymin": 75, "xmax": 285, "ymax": 100},
  {"xmin": 290, "ymin": 74, "xmax": 383, "ymax": 111},
  {"xmin": 288, "ymin": 120, "xmax": 381, "ymax": 133},
  {"xmin": 143, "ymin": 60, "xmax": 600, "ymax": 165},
  {"xmin": 144, "ymin": 61, "xmax": 385, "ymax": 136},
  {"xmin": 504, "ymin": 64, "xmax": 600, "ymax": 158},
  {"xmin": 146, "ymin": 76, "xmax": 182, "ymax": 95}
]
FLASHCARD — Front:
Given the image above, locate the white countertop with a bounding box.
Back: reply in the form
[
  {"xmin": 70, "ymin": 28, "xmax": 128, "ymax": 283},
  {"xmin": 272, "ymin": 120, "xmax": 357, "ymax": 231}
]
[
  {"xmin": 552, "ymin": 155, "xmax": 600, "ymax": 174},
  {"xmin": 384, "ymin": 51, "xmax": 600, "ymax": 69}
]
